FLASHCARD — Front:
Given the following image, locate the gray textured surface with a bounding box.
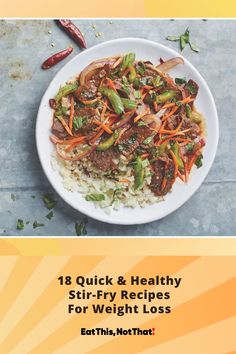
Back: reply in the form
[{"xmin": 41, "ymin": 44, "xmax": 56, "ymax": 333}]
[{"xmin": 0, "ymin": 19, "xmax": 235, "ymax": 236}]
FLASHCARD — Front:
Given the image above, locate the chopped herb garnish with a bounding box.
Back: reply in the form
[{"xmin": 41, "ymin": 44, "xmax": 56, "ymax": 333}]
[
  {"xmin": 31, "ymin": 195, "xmax": 36, "ymax": 199},
  {"xmin": 195, "ymin": 154, "xmax": 203, "ymax": 168},
  {"xmin": 143, "ymin": 134, "xmax": 156, "ymax": 145},
  {"xmin": 11, "ymin": 193, "xmax": 16, "ymax": 201},
  {"xmin": 46, "ymin": 211, "xmax": 54, "ymax": 220},
  {"xmin": 186, "ymin": 81, "xmax": 198, "ymax": 95},
  {"xmin": 42, "ymin": 194, "xmax": 57, "ymax": 210},
  {"xmin": 186, "ymin": 103, "xmax": 192, "ymax": 118},
  {"xmin": 26, "ymin": 221, "xmax": 30, "ymax": 224},
  {"xmin": 175, "ymin": 77, "xmax": 187, "ymax": 85},
  {"xmin": 186, "ymin": 142, "xmax": 195, "ymax": 152},
  {"xmin": 134, "ymin": 90, "xmax": 141, "ymax": 99},
  {"xmin": 16, "ymin": 219, "xmax": 24, "ymax": 230},
  {"xmin": 137, "ymin": 120, "xmax": 146, "ymax": 127},
  {"xmin": 75, "ymin": 221, "xmax": 87, "ymax": 236},
  {"xmin": 73, "ymin": 116, "xmax": 88, "ymax": 130},
  {"xmin": 85, "ymin": 194, "xmax": 105, "ymax": 202},
  {"xmin": 33, "ymin": 221, "xmax": 45, "ymax": 229},
  {"xmin": 136, "ymin": 62, "xmax": 146, "ymax": 75}
]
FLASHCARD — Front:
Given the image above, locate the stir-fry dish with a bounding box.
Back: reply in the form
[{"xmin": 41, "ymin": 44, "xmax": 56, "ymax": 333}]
[{"xmin": 50, "ymin": 53, "xmax": 205, "ymax": 210}]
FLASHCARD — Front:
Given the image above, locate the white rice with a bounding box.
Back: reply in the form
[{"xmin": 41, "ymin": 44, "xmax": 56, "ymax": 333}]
[{"xmin": 51, "ymin": 147, "xmax": 163, "ymax": 211}]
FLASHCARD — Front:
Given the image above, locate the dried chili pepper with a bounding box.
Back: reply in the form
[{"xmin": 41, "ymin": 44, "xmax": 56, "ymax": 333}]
[
  {"xmin": 56, "ymin": 19, "xmax": 86, "ymax": 49},
  {"xmin": 42, "ymin": 47, "xmax": 73, "ymax": 69}
]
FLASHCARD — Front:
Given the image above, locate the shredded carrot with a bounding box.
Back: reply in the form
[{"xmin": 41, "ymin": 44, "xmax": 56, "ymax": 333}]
[
  {"xmin": 114, "ymin": 127, "xmax": 128, "ymax": 145},
  {"xmin": 184, "ymin": 160, "xmax": 189, "ymax": 182},
  {"xmin": 80, "ymin": 97, "xmax": 99, "ymax": 105},
  {"xmin": 188, "ymin": 150, "xmax": 201, "ymax": 173},
  {"xmin": 69, "ymin": 96, "xmax": 74, "ymax": 130},
  {"xmin": 66, "ymin": 138, "xmax": 86, "ymax": 152},
  {"xmin": 153, "ymin": 101, "xmax": 158, "ymax": 112},
  {"xmin": 56, "ymin": 116, "xmax": 73, "ymax": 136},
  {"xmin": 93, "ymin": 119, "xmax": 113, "ymax": 134},
  {"xmin": 89, "ymin": 129, "xmax": 104, "ymax": 144},
  {"xmin": 119, "ymin": 178, "xmax": 130, "ymax": 183},
  {"xmin": 141, "ymin": 153, "xmax": 149, "ymax": 159},
  {"xmin": 134, "ymin": 108, "xmax": 150, "ymax": 123},
  {"xmin": 162, "ymin": 102, "xmax": 176, "ymax": 109},
  {"xmin": 162, "ymin": 96, "xmax": 194, "ymax": 110},
  {"xmin": 177, "ymin": 170, "xmax": 185, "ymax": 182},
  {"xmin": 106, "ymin": 77, "xmax": 118, "ymax": 93},
  {"xmin": 169, "ymin": 150, "xmax": 178, "ymax": 179},
  {"xmin": 123, "ymin": 67, "xmax": 131, "ymax": 77},
  {"xmin": 160, "ymin": 118, "xmax": 183, "ymax": 135},
  {"xmin": 181, "ymin": 96, "xmax": 194, "ymax": 104},
  {"xmin": 162, "ymin": 105, "xmax": 179, "ymax": 122},
  {"xmin": 161, "ymin": 177, "xmax": 167, "ymax": 191},
  {"xmin": 50, "ymin": 135, "xmax": 86, "ymax": 145},
  {"xmin": 101, "ymin": 99, "xmax": 108, "ymax": 120}
]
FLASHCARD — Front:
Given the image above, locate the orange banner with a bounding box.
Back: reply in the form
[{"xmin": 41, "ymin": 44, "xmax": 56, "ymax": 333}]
[
  {"xmin": 1, "ymin": 0, "xmax": 236, "ymax": 17},
  {"xmin": 0, "ymin": 239, "xmax": 236, "ymax": 353}
]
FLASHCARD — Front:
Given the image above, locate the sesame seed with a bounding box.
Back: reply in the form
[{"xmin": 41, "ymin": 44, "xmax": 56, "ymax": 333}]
[
  {"xmin": 51, "ymin": 42, "xmax": 55, "ymax": 47},
  {"xmin": 92, "ymin": 25, "xmax": 96, "ymax": 29},
  {"xmin": 98, "ymin": 32, "xmax": 102, "ymax": 36},
  {"xmin": 109, "ymin": 21, "xmax": 113, "ymax": 24},
  {"xmin": 48, "ymin": 30, "xmax": 52, "ymax": 34}
]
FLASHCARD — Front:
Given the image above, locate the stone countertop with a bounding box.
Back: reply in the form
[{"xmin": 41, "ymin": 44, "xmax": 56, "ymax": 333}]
[{"xmin": 0, "ymin": 19, "xmax": 236, "ymax": 236}]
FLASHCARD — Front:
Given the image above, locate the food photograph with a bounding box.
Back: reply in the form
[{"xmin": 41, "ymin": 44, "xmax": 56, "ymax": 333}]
[{"xmin": 1, "ymin": 19, "xmax": 235, "ymax": 236}]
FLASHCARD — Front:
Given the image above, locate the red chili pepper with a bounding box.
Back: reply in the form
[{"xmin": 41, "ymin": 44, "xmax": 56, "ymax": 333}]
[
  {"xmin": 56, "ymin": 19, "xmax": 86, "ymax": 49},
  {"xmin": 42, "ymin": 47, "xmax": 73, "ymax": 70}
]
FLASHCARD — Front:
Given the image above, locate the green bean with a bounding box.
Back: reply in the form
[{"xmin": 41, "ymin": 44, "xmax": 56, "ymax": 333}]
[
  {"xmin": 134, "ymin": 156, "xmax": 144, "ymax": 189},
  {"xmin": 121, "ymin": 98, "xmax": 136, "ymax": 110},
  {"xmin": 99, "ymin": 87, "xmax": 124, "ymax": 115},
  {"xmin": 155, "ymin": 90, "xmax": 176, "ymax": 104},
  {"xmin": 55, "ymin": 83, "xmax": 78, "ymax": 102},
  {"xmin": 96, "ymin": 131, "xmax": 120, "ymax": 151}
]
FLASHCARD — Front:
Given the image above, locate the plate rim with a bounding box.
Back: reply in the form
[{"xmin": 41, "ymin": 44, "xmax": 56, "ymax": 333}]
[{"xmin": 36, "ymin": 37, "xmax": 219, "ymax": 225}]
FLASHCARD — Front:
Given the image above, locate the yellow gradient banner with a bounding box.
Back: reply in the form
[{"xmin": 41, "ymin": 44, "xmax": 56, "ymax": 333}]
[
  {"xmin": 0, "ymin": 239, "xmax": 236, "ymax": 353},
  {"xmin": 1, "ymin": 0, "xmax": 236, "ymax": 17}
]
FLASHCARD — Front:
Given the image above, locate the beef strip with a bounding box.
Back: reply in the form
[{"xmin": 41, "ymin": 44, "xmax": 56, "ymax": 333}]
[
  {"xmin": 51, "ymin": 117, "xmax": 69, "ymax": 139},
  {"xmin": 182, "ymin": 117, "xmax": 201, "ymax": 139},
  {"xmin": 150, "ymin": 157, "xmax": 175, "ymax": 196},
  {"xmin": 89, "ymin": 147, "xmax": 119, "ymax": 172},
  {"xmin": 118, "ymin": 125, "xmax": 154, "ymax": 157},
  {"xmin": 74, "ymin": 107, "xmax": 99, "ymax": 139}
]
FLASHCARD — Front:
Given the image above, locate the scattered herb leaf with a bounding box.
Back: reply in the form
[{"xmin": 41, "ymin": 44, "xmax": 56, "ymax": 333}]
[
  {"xmin": 85, "ymin": 194, "xmax": 105, "ymax": 202},
  {"xmin": 186, "ymin": 142, "xmax": 195, "ymax": 152},
  {"xmin": 134, "ymin": 90, "xmax": 141, "ymax": 99},
  {"xmin": 42, "ymin": 194, "xmax": 57, "ymax": 210},
  {"xmin": 33, "ymin": 221, "xmax": 45, "ymax": 229},
  {"xmin": 46, "ymin": 211, "xmax": 54, "ymax": 220},
  {"xmin": 166, "ymin": 28, "xmax": 200, "ymax": 53},
  {"xmin": 75, "ymin": 221, "xmax": 87, "ymax": 236},
  {"xmin": 143, "ymin": 134, "xmax": 156, "ymax": 145},
  {"xmin": 31, "ymin": 195, "xmax": 36, "ymax": 199},
  {"xmin": 189, "ymin": 42, "xmax": 200, "ymax": 53},
  {"xmin": 195, "ymin": 154, "xmax": 203, "ymax": 168},
  {"xmin": 73, "ymin": 116, "xmax": 88, "ymax": 130},
  {"xmin": 175, "ymin": 77, "xmax": 187, "ymax": 85},
  {"xmin": 11, "ymin": 193, "xmax": 16, "ymax": 201},
  {"xmin": 186, "ymin": 81, "xmax": 198, "ymax": 95},
  {"xmin": 16, "ymin": 219, "xmax": 24, "ymax": 230},
  {"xmin": 166, "ymin": 35, "xmax": 180, "ymax": 41}
]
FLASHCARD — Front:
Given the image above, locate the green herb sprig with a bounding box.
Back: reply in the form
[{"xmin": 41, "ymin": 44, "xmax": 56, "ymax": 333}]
[{"xmin": 166, "ymin": 28, "xmax": 200, "ymax": 53}]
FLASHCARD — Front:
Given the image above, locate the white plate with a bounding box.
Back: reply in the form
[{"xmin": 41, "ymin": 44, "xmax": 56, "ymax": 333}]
[{"xmin": 36, "ymin": 38, "xmax": 219, "ymax": 225}]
